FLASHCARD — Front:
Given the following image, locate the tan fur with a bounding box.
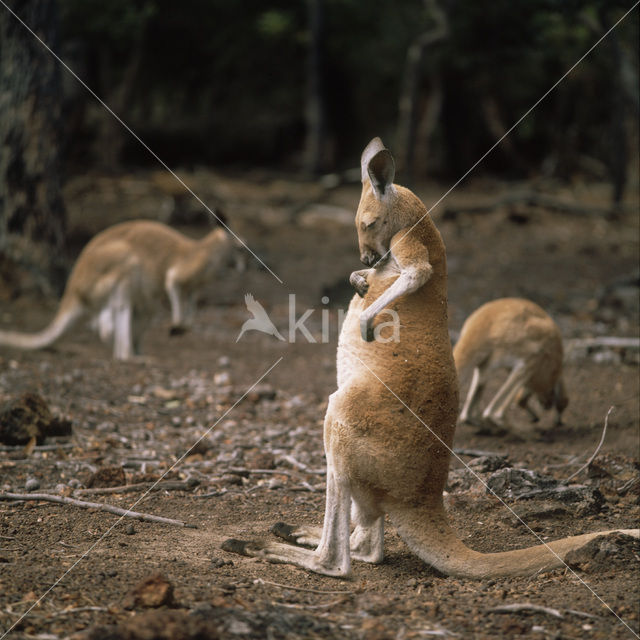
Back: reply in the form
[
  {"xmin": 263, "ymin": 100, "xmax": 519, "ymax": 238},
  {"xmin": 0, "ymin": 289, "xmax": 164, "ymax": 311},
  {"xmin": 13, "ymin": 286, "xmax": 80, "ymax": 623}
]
[
  {"xmin": 222, "ymin": 138, "xmax": 638, "ymax": 579},
  {"xmin": 0, "ymin": 220, "xmax": 238, "ymax": 360},
  {"xmin": 454, "ymin": 298, "xmax": 568, "ymax": 430}
]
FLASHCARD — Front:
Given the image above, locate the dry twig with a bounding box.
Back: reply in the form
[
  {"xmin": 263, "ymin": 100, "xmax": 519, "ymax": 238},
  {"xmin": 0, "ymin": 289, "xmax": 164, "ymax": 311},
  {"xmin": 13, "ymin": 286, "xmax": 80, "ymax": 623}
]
[
  {"xmin": 565, "ymin": 406, "xmax": 612, "ymax": 483},
  {"xmin": 453, "ymin": 448, "xmax": 506, "ymax": 458},
  {"xmin": 278, "ymin": 454, "xmax": 326, "ymax": 475},
  {"xmin": 74, "ymin": 479, "xmax": 198, "ymax": 496},
  {"xmin": 0, "ymin": 492, "xmax": 197, "ymax": 528},
  {"xmin": 489, "ymin": 603, "xmax": 564, "ymax": 619}
]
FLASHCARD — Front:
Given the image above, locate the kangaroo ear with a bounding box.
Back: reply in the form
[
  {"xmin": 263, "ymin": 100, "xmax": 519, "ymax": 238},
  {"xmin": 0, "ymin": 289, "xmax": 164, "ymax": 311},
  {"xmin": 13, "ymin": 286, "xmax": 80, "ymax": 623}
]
[
  {"xmin": 361, "ymin": 137, "xmax": 385, "ymax": 182},
  {"xmin": 367, "ymin": 149, "xmax": 395, "ymax": 199}
]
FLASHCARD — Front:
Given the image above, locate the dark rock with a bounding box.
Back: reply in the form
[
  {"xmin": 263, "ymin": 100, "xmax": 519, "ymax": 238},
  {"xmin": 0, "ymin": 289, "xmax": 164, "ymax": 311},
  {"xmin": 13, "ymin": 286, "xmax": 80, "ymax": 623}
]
[
  {"xmin": 87, "ymin": 466, "xmax": 126, "ymax": 488},
  {"xmin": 246, "ymin": 385, "xmax": 277, "ymax": 403},
  {"xmin": 468, "ymin": 455, "xmax": 509, "ymax": 473},
  {"xmin": 0, "ymin": 392, "xmax": 72, "ymax": 445},
  {"xmin": 565, "ymin": 532, "xmax": 640, "ymax": 574},
  {"xmin": 486, "ymin": 468, "xmax": 557, "ymax": 500},
  {"xmin": 122, "ymin": 573, "xmax": 176, "ymax": 610},
  {"xmin": 245, "ymin": 449, "xmax": 276, "ymax": 470},
  {"xmin": 75, "ymin": 600, "xmax": 340, "ymax": 640}
]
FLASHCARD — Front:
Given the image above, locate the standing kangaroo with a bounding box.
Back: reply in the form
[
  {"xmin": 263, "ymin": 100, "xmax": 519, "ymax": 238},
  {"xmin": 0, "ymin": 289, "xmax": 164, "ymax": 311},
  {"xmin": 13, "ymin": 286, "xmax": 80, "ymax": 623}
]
[
  {"xmin": 0, "ymin": 220, "xmax": 240, "ymax": 360},
  {"xmin": 454, "ymin": 298, "xmax": 568, "ymax": 430},
  {"xmin": 222, "ymin": 138, "xmax": 638, "ymax": 578}
]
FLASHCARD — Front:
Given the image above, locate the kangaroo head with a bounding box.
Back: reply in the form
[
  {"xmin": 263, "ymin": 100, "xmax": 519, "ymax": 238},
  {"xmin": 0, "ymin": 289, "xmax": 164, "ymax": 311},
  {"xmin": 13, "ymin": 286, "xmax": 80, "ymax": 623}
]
[
  {"xmin": 203, "ymin": 228, "xmax": 245, "ymax": 272},
  {"xmin": 355, "ymin": 138, "xmax": 398, "ymax": 266}
]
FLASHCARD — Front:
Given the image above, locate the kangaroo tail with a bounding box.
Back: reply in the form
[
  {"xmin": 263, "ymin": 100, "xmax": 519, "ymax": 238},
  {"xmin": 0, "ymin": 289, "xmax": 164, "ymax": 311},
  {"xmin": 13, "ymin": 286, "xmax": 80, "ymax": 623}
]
[
  {"xmin": 389, "ymin": 504, "xmax": 639, "ymax": 579},
  {"xmin": 0, "ymin": 295, "xmax": 84, "ymax": 351}
]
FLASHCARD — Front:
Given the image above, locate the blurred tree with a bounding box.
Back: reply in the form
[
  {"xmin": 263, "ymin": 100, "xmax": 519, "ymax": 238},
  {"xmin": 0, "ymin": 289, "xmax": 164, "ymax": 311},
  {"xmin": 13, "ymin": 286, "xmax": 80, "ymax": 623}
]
[
  {"xmin": 61, "ymin": 0, "xmax": 156, "ymax": 170},
  {"xmin": 303, "ymin": 0, "xmax": 327, "ymax": 174},
  {"xmin": 50, "ymin": 0, "xmax": 637, "ymax": 194},
  {"xmin": 395, "ymin": 0, "xmax": 448, "ymax": 184},
  {"xmin": 0, "ymin": 0, "xmax": 67, "ymax": 294}
]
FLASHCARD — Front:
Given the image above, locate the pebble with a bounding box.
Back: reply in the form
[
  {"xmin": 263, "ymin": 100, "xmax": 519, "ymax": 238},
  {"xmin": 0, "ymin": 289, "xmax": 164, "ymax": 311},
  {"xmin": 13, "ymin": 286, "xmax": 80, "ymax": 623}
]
[
  {"xmin": 125, "ymin": 523, "xmax": 136, "ymax": 535},
  {"xmin": 214, "ymin": 371, "xmax": 231, "ymax": 386},
  {"xmin": 25, "ymin": 477, "xmax": 40, "ymax": 492}
]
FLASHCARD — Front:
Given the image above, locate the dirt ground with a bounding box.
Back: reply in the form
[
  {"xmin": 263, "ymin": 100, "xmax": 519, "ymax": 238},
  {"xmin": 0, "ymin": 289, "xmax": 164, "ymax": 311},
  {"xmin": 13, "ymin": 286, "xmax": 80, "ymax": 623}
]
[{"xmin": 0, "ymin": 171, "xmax": 638, "ymax": 639}]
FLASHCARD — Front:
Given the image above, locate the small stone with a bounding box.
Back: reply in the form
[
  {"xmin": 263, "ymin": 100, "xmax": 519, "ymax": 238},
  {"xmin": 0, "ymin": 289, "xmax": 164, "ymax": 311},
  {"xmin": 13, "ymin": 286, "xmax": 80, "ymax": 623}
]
[
  {"xmin": 211, "ymin": 556, "xmax": 232, "ymax": 568},
  {"xmin": 25, "ymin": 477, "xmax": 40, "ymax": 491},
  {"xmin": 86, "ymin": 466, "xmax": 126, "ymax": 489},
  {"xmin": 125, "ymin": 523, "xmax": 136, "ymax": 535},
  {"xmin": 214, "ymin": 371, "xmax": 231, "ymax": 386},
  {"xmin": 246, "ymin": 384, "xmax": 276, "ymax": 403},
  {"xmin": 122, "ymin": 573, "xmax": 175, "ymax": 609}
]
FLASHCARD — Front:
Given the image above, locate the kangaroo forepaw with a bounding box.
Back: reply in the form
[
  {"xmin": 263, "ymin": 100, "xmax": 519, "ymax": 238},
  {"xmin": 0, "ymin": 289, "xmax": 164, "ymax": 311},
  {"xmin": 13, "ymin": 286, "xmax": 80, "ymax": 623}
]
[
  {"xmin": 360, "ymin": 315, "xmax": 375, "ymax": 342},
  {"xmin": 350, "ymin": 271, "xmax": 369, "ymax": 298}
]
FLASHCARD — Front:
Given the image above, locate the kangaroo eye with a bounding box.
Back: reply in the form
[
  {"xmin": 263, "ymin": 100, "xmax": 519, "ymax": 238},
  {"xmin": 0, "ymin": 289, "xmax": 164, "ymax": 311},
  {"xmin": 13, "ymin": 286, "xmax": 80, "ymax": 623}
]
[{"xmin": 365, "ymin": 219, "xmax": 377, "ymax": 230}]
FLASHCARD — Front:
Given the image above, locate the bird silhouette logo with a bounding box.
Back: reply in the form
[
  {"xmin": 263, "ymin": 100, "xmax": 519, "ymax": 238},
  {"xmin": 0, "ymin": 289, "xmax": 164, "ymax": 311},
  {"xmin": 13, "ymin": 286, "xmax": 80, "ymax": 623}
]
[{"xmin": 236, "ymin": 294, "xmax": 286, "ymax": 342}]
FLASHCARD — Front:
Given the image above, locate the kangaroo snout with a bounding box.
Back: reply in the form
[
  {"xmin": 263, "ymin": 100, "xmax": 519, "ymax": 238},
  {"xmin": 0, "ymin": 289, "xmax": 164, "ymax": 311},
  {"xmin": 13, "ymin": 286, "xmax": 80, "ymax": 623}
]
[{"xmin": 360, "ymin": 250, "xmax": 380, "ymax": 267}]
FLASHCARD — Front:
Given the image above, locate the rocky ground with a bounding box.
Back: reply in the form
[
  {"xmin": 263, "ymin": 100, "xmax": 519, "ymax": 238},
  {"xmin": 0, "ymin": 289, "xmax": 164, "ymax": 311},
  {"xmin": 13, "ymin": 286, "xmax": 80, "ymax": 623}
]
[{"xmin": 0, "ymin": 171, "xmax": 638, "ymax": 639}]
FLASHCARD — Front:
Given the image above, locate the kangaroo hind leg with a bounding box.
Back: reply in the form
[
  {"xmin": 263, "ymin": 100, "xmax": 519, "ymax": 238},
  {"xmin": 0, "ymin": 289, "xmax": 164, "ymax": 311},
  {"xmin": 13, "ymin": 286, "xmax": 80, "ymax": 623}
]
[
  {"xmin": 482, "ymin": 361, "xmax": 529, "ymax": 426},
  {"xmin": 111, "ymin": 281, "xmax": 134, "ymax": 360},
  {"xmin": 223, "ymin": 462, "xmax": 352, "ymax": 577},
  {"xmin": 349, "ymin": 488, "xmax": 384, "ymax": 563},
  {"xmin": 459, "ymin": 366, "xmax": 485, "ymax": 425},
  {"xmin": 271, "ymin": 491, "xmax": 384, "ymax": 564}
]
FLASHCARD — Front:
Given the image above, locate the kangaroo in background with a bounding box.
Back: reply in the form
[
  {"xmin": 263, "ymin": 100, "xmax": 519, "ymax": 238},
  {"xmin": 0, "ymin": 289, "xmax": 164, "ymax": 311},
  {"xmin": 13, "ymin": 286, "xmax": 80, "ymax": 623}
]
[
  {"xmin": 454, "ymin": 297, "xmax": 568, "ymax": 431},
  {"xmin": 0, "ymin": 220, "xmax": 241, "ymax": 360},
  {"xmin": 222, "ymin": 137, "xmax": 638, "ymax": 578}
]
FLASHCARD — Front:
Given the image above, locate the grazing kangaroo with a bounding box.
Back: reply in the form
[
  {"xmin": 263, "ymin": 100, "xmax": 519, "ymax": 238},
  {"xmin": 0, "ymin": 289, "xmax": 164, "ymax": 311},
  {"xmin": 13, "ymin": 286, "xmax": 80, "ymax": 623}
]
[
  {"xmin": 222, "ymin": 137, "xmax": 638, "ymax": 579},
  {"xmin": 454, "ymin": 298, "xmax": 568, "ymax": 431},
  {"xmin": 0, "ymin": 220, "xmax": 240, "ymax": 360}
]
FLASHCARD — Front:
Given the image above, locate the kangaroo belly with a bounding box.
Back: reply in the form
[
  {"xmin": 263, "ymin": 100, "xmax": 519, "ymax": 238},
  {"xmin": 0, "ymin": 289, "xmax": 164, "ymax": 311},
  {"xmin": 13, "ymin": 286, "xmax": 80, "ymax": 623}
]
[{"xmin": 326, "ymin": 382, "xmax": 453, "ymax": 502}]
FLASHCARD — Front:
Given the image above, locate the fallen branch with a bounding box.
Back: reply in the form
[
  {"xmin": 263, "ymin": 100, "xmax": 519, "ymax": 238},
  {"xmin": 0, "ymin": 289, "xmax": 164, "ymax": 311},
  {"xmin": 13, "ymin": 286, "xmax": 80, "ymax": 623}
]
[
  {"xmin": 565, "ymin": 609, "xmax": 600, "ymax": 620},
  {"xmin": 194, "ymin": 489, "xmax": 228, "ymax": 499},
  {"xmin": 565, "ymin": 406, "xmax": 612, "ymax": 483},
  {"xmin": 453, "ymin": 448, "xmax": 507, "ymax": 459},
  {"xmin": 278, "ymin": 454, "xmax": 326, "ymax": 475},
  {"xmin": 278, "ymin": 597, "xmax": 351, "ymax": 610},
  {"xmin": 489, "ymin": 603, "xmax": 563, "ymax": 619},
  {"xmin": 617, "ymin": 477, "xmax": 640, "ymax": 496},
  {"xmin": 228, "ymin": 467, "xmax": 293, "ymax": 477},
  {"xmin": 0, "ymin": 442, "xmax": 75, "ymax": 452},
  {"xmin": 290, "ymin": 481, "xmax": 324, "ymax": 492},
  {"xmin": 74, "ymin": 479, "xmax": 198, "ymax": 496},
  {"xmin": 0, "ymin": 492, "xmax": 197, "ymax": 528}
]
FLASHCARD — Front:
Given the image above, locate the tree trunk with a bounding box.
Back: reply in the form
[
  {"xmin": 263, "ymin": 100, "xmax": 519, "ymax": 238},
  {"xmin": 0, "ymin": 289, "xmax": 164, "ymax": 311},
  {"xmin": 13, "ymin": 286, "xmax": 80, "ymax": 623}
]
[
  {"xmin": 395, "ymin": 0, "xmax": 448, "ymax": 185},
  {"xmin": 303, "ymin": 0, "xmax": 326, "ymax": 175},
  {"xmin": 0, "ymin": 0, "xmax": 66, "ymax": 252}
]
